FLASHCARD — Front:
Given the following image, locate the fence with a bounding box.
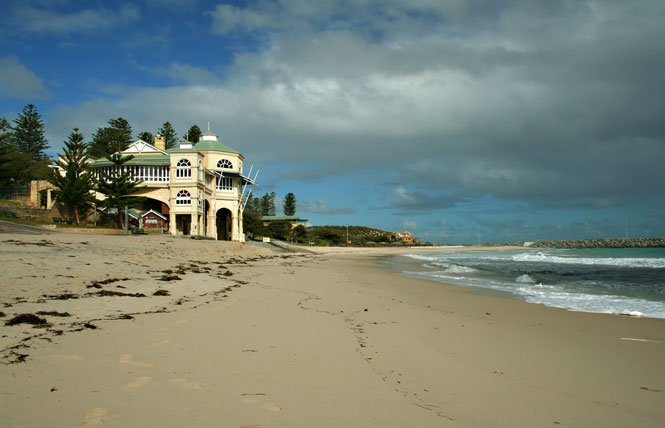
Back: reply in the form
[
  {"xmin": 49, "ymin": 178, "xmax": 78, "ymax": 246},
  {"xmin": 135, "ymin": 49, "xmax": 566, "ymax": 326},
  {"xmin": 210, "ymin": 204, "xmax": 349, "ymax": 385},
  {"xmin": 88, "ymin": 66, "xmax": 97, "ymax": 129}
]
[{"xmin": 0, "ymin": 185, "xmax": 31, "ymax": 202}]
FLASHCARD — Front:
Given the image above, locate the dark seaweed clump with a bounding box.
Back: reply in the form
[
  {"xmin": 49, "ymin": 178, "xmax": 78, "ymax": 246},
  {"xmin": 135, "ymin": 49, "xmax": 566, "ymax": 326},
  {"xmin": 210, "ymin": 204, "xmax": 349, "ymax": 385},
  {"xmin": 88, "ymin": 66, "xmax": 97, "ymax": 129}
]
[{"xmin": 5, "ymin": 313, "xmax": 49, "ymax": 326}]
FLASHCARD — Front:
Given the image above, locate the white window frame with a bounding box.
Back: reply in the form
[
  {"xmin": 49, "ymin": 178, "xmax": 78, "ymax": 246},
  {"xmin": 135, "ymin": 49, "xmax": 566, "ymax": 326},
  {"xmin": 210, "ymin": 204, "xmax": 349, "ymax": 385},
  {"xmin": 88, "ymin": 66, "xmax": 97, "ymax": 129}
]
[
  {"xmin": 176, "ymin": 190, "xmax": 191, "ymax": 205},
  {"xmin": 216, "ymin": 176, "xmax": 233, "ymax": 192},
  {"xmin": 217, "ymin": 159, "xmax": 233, "ymax": 169},
  {"xmin": 176, "ymin": 159, "xmax": 192, "ymax": 178}
]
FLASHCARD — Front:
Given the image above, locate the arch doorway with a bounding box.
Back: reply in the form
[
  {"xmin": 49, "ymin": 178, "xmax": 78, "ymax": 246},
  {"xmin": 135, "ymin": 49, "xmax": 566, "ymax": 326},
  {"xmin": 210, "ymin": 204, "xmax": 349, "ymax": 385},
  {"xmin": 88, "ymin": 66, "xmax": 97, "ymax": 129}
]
[
  {"xmin": 216, "ymin": 208, "xmax": 232, "ymax": 241},
  {"xmin": 203, "ymin": 200, "xmax": 210, "ymax": 237}
]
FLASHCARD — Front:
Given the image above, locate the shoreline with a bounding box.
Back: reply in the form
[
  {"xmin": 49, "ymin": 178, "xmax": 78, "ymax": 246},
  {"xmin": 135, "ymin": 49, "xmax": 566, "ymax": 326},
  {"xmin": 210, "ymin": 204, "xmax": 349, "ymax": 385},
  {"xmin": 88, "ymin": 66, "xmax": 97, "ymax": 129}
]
[
  {"xmin": 1, "ymin": 234, "xmax": 664, "ymax": 427},
  {"xmin": 369, "ymin": 246, "xmax": 665, "ymax": 321}
]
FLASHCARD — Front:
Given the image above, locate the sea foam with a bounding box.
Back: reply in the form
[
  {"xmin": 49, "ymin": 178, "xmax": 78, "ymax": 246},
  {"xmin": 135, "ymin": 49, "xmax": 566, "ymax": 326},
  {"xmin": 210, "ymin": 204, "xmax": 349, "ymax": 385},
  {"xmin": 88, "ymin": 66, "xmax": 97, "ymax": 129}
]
[{"xmin": 511, "ymin": 252, "xmax": 665, "ymax": 268}]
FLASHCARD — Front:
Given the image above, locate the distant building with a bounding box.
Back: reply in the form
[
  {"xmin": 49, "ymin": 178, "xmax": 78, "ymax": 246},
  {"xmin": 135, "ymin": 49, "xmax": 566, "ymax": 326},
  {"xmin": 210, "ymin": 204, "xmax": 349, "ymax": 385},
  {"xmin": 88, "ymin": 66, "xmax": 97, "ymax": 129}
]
[
  {"xmin": 392, "ymin": 231, "xmax": 414, "ymax": 243},
  {"xmin": 86, "ymin": 132, "xmax": 256, "ymax": 241}
]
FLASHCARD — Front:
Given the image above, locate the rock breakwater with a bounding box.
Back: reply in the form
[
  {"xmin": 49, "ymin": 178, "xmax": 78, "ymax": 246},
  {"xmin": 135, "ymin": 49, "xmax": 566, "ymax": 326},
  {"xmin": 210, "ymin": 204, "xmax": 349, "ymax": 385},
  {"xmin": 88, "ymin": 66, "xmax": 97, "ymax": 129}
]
[{"xmin": 530, "ymin": 237, "xmax": 665, "ymax": 249}]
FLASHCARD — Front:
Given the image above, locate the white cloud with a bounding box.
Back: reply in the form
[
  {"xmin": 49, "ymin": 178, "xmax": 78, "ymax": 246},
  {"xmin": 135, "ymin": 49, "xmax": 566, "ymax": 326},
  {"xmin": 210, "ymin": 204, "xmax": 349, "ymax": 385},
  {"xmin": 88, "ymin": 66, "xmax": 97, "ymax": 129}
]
[
  {"xmin": 151, "ymin": 62, "xmax": 219, "ymax": 85},
  {"xmin": 14, "ymin": 3, "xmax": 139, "ymax": 35},
  {"xmin": 0, "ymin": 56, "xmax": 51, "ymax": 99},
  {"xmin": 208, "ymin": 4, "xmax": 275, "ymax": 34}
]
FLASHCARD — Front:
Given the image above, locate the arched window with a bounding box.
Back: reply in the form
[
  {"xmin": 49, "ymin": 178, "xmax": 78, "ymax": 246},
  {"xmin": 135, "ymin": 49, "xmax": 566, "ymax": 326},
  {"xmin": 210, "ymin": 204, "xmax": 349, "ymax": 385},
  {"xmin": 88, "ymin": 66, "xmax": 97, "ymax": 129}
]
[
  {"xmin": 176, "ymin": 159, "xmax": 191, "ymax": 178},
  {"xmin": 217, "ymin": 159, "xmax": 233, "ymax": 169},
  {"xmin": 176, "ymin": 190, "xmax": 191, "ymax": 205}
]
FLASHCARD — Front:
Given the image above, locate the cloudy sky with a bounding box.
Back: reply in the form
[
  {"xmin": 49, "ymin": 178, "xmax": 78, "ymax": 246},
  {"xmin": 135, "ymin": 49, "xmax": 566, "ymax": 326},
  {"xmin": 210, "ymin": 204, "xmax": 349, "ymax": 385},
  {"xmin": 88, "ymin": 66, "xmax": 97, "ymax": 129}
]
[{"xmin": 1, "ymin": 0, "xmax": 664, "ymax": 243}]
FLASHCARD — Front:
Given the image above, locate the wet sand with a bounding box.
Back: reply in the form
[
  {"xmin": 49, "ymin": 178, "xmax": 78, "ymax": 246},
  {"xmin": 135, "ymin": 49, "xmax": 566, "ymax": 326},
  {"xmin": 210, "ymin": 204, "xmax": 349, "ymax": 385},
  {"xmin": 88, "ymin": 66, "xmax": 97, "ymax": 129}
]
[{"xmin": 1, "ymin": 233, "xmax": 664, "ymax": 427}]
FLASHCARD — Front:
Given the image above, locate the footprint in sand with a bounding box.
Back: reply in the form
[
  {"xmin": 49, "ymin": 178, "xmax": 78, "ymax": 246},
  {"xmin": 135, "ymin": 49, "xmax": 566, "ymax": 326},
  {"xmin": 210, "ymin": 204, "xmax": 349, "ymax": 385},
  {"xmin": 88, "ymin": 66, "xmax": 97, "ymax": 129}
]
[
  {"xmin": 241, "ymin": 394, "xmax": 282, "ymax": 412},
  {"xmin": 151, "ymin": 339, "xmax": 172, "ymax": 347},
  {"xmin": 174, "ymin": 319, "xmax": 191, "ymax": 325},
  {"xmin": 170, "ymin": 378, "xmax": 203, "ymax": 390},
  {"xmin": 157, "ymin": 328, "xmax": 168, "ymax": 334},
  {"xmin": 117, "ymin": 354, "xmax": 133, "ymax": 364},
  {"xmin": 263, "ymin": 403, "xmax": 282, "ymax": 412},
  {"xmin": 117, "ymin": 354, "xmax": 155, "ymax": 368},
  {"xmin": 125, "ymin": 376, "xmax": 151, "ymax": 390},
  {"xmin": 83, "ymin": 408, "xmax": 108, "ymax": 425}
]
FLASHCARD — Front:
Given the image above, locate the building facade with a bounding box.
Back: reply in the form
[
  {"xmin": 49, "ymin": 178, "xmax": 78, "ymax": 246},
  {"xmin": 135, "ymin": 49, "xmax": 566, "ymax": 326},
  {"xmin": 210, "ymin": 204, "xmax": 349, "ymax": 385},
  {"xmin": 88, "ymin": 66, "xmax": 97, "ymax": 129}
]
[{"xmin": 89, "ymin": 132, "xmax": 254, "ymax": 241}]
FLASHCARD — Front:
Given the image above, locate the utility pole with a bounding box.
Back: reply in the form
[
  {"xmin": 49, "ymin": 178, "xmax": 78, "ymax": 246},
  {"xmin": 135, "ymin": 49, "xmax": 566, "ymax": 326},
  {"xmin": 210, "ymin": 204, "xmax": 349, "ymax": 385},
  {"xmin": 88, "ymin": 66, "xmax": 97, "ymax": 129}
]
[{"xmin": 346, "ymin": 225, "xmax": 349, "ymax": 246}]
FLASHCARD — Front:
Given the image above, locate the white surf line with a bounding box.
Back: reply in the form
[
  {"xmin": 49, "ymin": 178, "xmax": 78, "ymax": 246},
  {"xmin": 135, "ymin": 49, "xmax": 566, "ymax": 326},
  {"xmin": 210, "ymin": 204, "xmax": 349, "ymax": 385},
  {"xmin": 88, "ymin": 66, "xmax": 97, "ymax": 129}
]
[{"xmin": 620, "ymin": 337, "xmax": 665, "ymax": 344}]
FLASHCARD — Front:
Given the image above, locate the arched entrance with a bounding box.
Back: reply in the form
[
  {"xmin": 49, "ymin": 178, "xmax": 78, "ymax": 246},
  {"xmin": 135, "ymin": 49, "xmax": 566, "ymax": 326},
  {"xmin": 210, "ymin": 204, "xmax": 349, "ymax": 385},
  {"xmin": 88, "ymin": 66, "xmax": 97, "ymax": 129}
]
[
  {"xmin": 203, "ymin": 200, "xmax": 210, "ymax": 237},
  {"xmin": 216, "ymin": 208, "xmax": 232, "ymax": 241}
]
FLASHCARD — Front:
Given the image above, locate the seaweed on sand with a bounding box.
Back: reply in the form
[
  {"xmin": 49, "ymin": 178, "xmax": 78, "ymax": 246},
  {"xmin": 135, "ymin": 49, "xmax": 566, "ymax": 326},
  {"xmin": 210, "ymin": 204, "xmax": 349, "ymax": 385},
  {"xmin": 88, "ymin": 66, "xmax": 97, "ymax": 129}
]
[{"xmin": 5, "ymin": 313, "xmax": 49, "ymax": 326}]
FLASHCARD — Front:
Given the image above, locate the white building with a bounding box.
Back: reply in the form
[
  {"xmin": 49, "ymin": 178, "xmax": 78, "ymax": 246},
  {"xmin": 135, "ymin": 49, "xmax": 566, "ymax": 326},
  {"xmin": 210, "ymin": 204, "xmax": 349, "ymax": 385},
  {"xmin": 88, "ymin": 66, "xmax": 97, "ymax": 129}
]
[{"xmin": 89, "ymin": 132, "xmax": 255, "ymax": 241}]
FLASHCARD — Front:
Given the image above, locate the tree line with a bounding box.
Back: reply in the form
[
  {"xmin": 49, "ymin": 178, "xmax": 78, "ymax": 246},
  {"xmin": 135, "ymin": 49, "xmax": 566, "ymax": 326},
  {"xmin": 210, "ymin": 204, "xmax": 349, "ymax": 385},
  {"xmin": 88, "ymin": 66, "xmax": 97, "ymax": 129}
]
[{"xmin": 242, "ymin": 192, "xmax": 305, "ymax": 241}]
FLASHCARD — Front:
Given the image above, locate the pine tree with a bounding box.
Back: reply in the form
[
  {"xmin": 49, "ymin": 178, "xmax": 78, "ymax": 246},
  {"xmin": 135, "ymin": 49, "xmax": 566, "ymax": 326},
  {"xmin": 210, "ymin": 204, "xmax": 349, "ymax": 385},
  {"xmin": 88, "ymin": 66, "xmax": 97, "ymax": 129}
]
[
  {"xmin": 158, "ymin": 122, "xmax": 177, "ymax": 149},
  {"xmin": 96, "ymin": 153, "xmax": 144, "ymax": 229},
  {"xmin": 137, "ymin": 131, "xmax": 154, "ymax": 145},
  {"xmin": 284, "ymin": 192, "xmax": 296, "ymax": 216},
  {"xmin": 88, "ymin": 117, "xmax": 133, "ymax": 159},
  {"xmin": 184, "ymin": 125, "xmax": 202, "ymax": 144},
  {"xmin": 245, "ymin": 194, "xmax": 261, "ymax": 213},
  {"xmin": 0, "ymin": 118, "xmax": 19, "ymax": 185},
  {"xmin": 0, "ymin": 118, "xmax": 11, "ymax": 146},
  {"xmin": 49, "ymin": 128, "xmax": 96, "ymax": 224},
  {"xmin": 11, "ymin": 104, "xmax": 49, "ymax": 159},
  {"xmin": 260, "ymin": 192, "xmax": 276, "ymax": 216}
]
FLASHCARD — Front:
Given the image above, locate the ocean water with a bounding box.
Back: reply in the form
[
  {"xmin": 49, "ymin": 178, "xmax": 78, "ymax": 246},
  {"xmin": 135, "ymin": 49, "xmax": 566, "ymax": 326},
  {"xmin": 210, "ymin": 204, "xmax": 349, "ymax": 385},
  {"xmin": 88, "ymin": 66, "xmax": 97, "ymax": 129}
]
[{"xmin": 400, "ymin": 248, "xmax": 665, "ymax": 318}]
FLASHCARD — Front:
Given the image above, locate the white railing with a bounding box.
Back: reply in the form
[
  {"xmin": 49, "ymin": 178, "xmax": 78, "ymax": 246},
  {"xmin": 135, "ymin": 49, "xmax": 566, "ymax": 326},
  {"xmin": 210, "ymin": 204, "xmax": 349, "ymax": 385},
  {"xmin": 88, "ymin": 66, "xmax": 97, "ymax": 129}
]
[{"xmin": 94, "ymin": 165, "xmax": 170, "ymax": 183}]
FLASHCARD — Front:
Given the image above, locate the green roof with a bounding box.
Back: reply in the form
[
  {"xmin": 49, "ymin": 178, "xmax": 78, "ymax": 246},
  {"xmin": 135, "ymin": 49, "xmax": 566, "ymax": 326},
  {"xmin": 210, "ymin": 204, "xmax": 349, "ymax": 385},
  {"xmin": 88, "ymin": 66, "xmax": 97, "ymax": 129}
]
[{"xmin": 194, "ymin": 139, "xmax": 239, "ymax": 153}]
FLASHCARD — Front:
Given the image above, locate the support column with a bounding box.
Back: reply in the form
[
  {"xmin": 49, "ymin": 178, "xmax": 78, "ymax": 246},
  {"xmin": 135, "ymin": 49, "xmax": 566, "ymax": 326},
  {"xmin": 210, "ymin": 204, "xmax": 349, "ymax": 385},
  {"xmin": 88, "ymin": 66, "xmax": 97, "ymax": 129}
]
[
  {"xmin": 169, "ymin": 213, "xmax": 176, "ymax": 235},
  {"xmin": 190, "ymin": 213, "xmax": 198, "ymax": 236},
  {"xmin": 207, "ymin": 212, "xmax": 215, "ymax": 238},
  {"xmin": 46, "ymin": 189, "xmax": 53, "ymax": 209}
]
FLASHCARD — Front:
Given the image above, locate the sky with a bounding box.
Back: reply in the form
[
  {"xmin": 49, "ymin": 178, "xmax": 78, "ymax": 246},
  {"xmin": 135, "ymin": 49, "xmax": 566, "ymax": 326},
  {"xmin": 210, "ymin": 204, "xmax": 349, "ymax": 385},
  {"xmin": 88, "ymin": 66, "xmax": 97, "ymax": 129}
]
[{"xmin": 1, "ymin": 0, "xmax": 664, "ymax": 244}]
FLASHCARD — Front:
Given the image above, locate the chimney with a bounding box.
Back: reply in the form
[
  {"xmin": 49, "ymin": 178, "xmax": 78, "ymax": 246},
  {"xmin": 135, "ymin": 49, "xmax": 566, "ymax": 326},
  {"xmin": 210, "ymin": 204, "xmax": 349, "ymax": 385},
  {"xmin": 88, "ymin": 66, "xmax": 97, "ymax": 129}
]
[{"xmin": 154, "ymin": 135, "xmax": 165, "ymax": 151}]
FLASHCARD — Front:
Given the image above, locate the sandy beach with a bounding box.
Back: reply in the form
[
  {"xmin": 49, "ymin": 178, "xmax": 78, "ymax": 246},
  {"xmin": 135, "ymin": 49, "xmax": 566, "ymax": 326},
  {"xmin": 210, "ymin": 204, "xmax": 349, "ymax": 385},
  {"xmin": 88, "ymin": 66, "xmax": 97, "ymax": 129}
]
[{"xmin": 1, "ymin": 229, "xmax": 664, "ymax": 427}]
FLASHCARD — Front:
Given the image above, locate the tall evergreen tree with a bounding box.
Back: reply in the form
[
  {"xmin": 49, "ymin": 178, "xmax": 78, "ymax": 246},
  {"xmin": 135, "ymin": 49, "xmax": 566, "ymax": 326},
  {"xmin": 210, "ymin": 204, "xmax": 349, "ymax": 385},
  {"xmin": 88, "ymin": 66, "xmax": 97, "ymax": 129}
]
[
  {"xmin": 260, "ymin": 192, "xmax": 276, "ymax": 216},
  {"xmin": 0, "ymin": 118, "xmax": 11, "ymax": 146},
  {"xmin": 184, "ymin": 125, "xmax": 202, "ymax": 143},
  {"xmin": 284, "ymin": 192, "xmax": 296, "ymax": 216},
  {"xmin": 11, "ymin": 104, "xmax": 49, "ymax": 159},
  {"xmin": 0, "ymin": 118, "xmax": 19, "ymax": 185},
  {"xmin": 137, "ymin": 131, "xmax": 154, "ymax": 145},
  {"xmin": 245, "ymin": 194, "xmax": 261, "ymax": 213},
  {"xmin": 96, "ymin": 153, "xmax": 144, "ymax": 229},
  {"xmin": 88, "ymin": 117, "xmax": 133, "ymax": 159},
  {"xmin": 158, "ymin": 122, "xmax": 177, "ymax": 149},
  {"xmin": 49, "ymin": 128, "xmax": 96, "ymax": 224}
]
